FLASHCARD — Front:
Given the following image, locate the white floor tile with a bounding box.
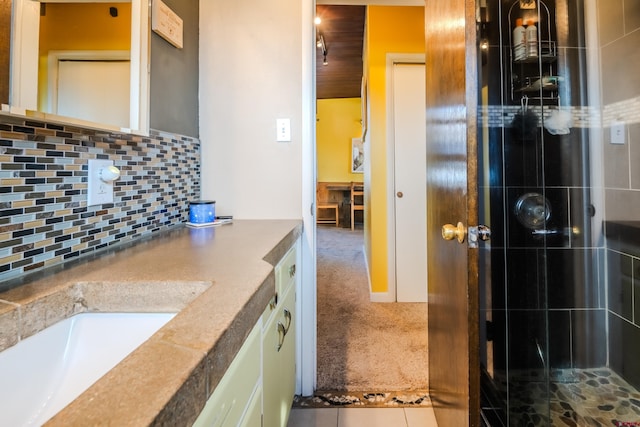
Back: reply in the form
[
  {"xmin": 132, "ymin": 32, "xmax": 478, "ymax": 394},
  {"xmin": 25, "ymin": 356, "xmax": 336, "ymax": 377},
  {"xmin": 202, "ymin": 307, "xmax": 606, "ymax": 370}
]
[
  {"xmin": 338, "ymin": 408, "xmax": 408, "ymax": 427},
  {"xmin": 404, "ymin": 407, "xmax": 438, "ymax": 427},
  {"xmin": 288, "ymin": 408, "xmax": 339, "ymax": 427}
]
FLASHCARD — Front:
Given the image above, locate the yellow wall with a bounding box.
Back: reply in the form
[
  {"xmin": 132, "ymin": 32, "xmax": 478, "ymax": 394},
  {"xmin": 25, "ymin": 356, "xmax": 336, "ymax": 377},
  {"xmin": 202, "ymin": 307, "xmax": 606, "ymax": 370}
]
[
  {"xmin": 365, "ymin": 6, "xmax": 424, "ymax": 294},
  {"xmin": 38, "ymin": 3, "xmax": 131, "ymax": 111},
  {"xmin": 317, "ymin": 98, "xmax": 364, "ymax": 183}
]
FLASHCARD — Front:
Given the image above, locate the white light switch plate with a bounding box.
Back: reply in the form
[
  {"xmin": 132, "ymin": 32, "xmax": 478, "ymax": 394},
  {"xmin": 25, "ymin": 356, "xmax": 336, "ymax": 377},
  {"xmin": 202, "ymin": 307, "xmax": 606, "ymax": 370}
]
[
  {"xmin": 276, "ymin": 118, "xmax": 291, "ymax": 142},
  {"xmin": 87, "ymin": 159, "xmax": 115, "ymax": 206},
  {"xmin": 611, "ymin": 121, "xmax": 626, "ymax": 145}
]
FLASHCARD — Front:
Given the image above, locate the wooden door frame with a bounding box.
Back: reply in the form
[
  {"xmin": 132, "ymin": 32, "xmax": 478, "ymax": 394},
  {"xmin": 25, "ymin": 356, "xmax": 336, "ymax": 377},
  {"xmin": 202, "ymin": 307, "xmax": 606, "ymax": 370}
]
[{"xmin": 385, "ymin": 53, "xmax": 426, "ymax": 303}]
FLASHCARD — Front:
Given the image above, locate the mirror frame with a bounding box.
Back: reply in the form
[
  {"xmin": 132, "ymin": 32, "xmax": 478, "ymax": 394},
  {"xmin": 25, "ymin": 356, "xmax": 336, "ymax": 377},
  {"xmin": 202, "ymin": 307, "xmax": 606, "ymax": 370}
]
[{"xmin": 9, "ymin": 0, "xmax": 149, "ymax": 134}]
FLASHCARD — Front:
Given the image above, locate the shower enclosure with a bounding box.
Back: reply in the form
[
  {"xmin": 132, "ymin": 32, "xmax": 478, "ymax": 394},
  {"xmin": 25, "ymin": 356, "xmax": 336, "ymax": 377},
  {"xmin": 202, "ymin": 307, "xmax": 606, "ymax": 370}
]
[{"xmin": 478, "ymin": 0, "xmax": 640, "ymax": 425}]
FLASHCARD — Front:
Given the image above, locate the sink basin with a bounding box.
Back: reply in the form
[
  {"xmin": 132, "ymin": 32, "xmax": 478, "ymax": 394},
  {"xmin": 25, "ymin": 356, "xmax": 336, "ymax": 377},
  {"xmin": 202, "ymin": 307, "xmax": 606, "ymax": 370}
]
[{"xmin": 0, "ymin": 312, "xmax": 175, "ymax": 426}]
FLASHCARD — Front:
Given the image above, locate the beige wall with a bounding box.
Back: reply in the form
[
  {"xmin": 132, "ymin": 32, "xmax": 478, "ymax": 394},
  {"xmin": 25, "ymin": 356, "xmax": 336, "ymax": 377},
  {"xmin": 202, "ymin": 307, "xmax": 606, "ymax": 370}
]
[
  {"xmin": 599, "ymin": 0, "xmax": 640, "ymax": 220},
  {"xmin": 199, "ymin": 0, "xmax": 303, "ymax": 219}
]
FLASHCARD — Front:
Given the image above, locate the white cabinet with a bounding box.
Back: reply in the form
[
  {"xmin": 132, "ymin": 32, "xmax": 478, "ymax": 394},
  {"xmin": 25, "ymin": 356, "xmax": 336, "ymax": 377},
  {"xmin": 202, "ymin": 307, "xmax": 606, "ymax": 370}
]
[
  {"xmin": 262, "ymin": 244, "xmax": 297, "ymax": 427},
  {"xmin": 193, "ymin": 323, "xmax": 261, "ymax": 427},
  {"xmin": 193, "ymin": 242, "xmax": 298, "ymax": 427}
]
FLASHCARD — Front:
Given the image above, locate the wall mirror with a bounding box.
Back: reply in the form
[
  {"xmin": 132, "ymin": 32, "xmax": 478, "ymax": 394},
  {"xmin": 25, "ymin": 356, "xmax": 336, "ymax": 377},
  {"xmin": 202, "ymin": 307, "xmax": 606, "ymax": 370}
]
[{"xmin": 6, "ymin": 0, "xmax": 149, "ymax": 134}]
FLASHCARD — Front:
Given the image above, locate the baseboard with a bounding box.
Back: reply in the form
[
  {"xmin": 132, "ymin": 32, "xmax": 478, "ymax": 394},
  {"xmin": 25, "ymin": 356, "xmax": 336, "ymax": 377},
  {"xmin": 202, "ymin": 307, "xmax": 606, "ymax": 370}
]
[{"xmin": 362, "ymin": 245, "xmax": 395, "ymax": 302}]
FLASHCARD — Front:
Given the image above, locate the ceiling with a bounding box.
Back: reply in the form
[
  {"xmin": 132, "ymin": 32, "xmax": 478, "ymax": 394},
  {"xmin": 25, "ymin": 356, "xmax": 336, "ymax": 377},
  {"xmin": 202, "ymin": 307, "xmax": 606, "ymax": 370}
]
[
  {"xmin": 315, "ymin": 5, "xmax": 366, "ymax": 99},
  {"xmin": 314, "ymin": 2, "xmax": 423, "ymax": 99}
]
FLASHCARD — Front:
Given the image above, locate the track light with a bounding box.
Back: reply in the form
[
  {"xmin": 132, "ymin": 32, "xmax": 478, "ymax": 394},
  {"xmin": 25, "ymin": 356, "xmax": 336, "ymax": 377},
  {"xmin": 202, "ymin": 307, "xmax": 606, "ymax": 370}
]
[{"xmin": 317, "ymin": 33, "xmax": 328, "ymax": 65}]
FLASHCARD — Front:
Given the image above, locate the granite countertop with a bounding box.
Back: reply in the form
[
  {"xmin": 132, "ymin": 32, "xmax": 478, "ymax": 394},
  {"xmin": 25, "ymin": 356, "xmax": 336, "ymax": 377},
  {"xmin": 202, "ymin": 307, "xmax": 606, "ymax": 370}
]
[{"xmin": 0, "ymin": 219, "xmax": 302, "ymax": 426}]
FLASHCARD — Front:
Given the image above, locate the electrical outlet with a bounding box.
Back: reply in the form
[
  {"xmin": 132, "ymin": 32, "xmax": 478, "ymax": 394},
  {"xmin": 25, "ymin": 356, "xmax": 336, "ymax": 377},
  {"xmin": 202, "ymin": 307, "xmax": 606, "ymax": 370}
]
[{"xmin": 87, "ymin": 159, "xmax": 116, "ymax": 206}]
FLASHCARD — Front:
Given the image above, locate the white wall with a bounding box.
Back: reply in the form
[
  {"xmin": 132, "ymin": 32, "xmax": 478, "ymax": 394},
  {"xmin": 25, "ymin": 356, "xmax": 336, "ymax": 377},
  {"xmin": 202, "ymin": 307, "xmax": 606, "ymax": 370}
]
[{"xmin": 199, "ymin": 0, "xmax": 303, "ymax": 219}]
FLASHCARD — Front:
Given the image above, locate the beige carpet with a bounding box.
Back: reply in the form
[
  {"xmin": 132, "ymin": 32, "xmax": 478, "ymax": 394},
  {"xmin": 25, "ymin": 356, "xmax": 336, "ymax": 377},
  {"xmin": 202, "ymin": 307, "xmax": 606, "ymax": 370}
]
[{"xmin": 316, "ymin": 226, "xmax": 429, "ymax": 392}]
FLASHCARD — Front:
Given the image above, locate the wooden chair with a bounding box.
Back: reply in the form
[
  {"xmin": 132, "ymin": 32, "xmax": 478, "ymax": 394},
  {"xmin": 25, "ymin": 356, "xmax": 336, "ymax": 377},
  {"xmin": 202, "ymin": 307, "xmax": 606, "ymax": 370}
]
[
  {"xmin": 317, "ymin": 186, "xmax": 339, "ymax": 227},
  {"xmin": 350, "ymin": 182, "xmax": 364, "ymax": 230}
]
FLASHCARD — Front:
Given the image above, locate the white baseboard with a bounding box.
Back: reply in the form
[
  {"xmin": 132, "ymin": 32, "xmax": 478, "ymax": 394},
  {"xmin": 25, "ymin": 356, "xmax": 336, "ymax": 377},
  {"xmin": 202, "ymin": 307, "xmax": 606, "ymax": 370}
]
[{"xmin": 362, "ymin": 244, "xmax": 395, "ymax": 302}]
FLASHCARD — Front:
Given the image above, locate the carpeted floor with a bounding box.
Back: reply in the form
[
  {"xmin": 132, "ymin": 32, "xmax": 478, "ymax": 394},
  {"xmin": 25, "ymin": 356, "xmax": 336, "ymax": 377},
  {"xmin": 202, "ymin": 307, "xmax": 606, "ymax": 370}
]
[{"xmin": 315, "ymin": 225, "xmax": 429, "ymax": 394}]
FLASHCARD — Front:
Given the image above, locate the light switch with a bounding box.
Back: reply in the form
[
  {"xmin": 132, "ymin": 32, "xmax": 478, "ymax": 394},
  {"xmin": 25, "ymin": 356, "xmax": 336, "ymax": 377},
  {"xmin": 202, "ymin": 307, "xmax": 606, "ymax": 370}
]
[
  {"xmin": 611, "ymin": 121, "xmax": 626, "ymax": 145},
  {"xmin": 276, "ymin": 118, "xmax": 291, "ymax": 142}
]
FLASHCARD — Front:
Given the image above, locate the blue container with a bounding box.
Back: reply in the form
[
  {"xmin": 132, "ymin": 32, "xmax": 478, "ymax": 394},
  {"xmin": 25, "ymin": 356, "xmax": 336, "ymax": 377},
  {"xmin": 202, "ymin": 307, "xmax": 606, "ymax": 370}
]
[{"xmin": 189, "ymin": 200, "xmax": 216, "ymax": 224}]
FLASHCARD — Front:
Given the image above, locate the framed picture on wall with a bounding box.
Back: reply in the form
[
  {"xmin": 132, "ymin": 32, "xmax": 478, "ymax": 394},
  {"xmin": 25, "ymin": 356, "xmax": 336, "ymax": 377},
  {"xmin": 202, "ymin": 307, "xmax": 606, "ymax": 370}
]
[{"xmin": 351, "ymin": 138, "xmax": 364, "ymax": 173}]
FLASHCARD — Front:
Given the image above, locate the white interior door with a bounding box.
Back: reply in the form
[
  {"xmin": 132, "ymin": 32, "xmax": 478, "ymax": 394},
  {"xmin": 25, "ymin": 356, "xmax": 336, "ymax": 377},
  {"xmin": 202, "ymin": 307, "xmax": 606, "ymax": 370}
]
[
  {"xmin": 393, "ymin": 62, "xmax": 427, "ymax": 302},
  {"xmin": 56, "ymin": 60, "xmax": 130, "ymax": 128}
]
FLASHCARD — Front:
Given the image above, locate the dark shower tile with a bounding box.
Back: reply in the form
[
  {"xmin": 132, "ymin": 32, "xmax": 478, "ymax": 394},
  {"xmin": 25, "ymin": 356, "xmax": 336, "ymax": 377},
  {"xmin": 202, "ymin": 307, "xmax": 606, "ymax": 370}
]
[
  {"xmin": 488, "ymin": 187, "xmax": 506, "ymax": 248},
  {"xmin": 608, "ymin": 313, "xmax": 640, "ymax": 390},
  {"xmin": 504, "ymin": 248, "xmax": 545, "ymax": 309},
  {"xmin": 548, "ymin": 309, "xmax": 572, "ymax": 368},
  {"xmin": 606, "ymin": 249, "xmax": 633, "ymax": 321},
  {"xmin": 571, "ymin": 309, "xmax": 606, "ymax": 368},
  {"xmin": 635, "ymin": 259, "xmax": 640, "ymax": 325},
  {"xmin": 604, "ymin": 220, "xmax": 640, "ymax": 259},
  {"xmin": 491, "ymin": 308, "xmax": 508, "ymax": 370},
  {"xmin": 556, "ymin": 47, "xmax": 589, "ymax": 106},
  {"xmin": 555, "ymin": 0, "xmax": 586, "ymax": 49},
  {"xmin": 542, "ymin": 130, "xmax": 588, "ymax": 187},
  {"xmin": 568, "ymin": 187, "xmax": 593, "ymax": 248},
  {"xmin": 547, "ymin": 248, "xmax": 599, "ymax": 309},
  {"xmin": 507, "ymin": 309, "xmax": 549, "ymax": 370}
]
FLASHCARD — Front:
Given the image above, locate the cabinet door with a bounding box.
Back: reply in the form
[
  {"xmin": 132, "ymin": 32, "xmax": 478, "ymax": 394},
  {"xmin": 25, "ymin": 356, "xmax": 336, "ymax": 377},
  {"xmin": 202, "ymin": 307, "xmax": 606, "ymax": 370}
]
[
  {"xmin": 262, "ymin": 305, "xmax": 281, "ymax": 427},
  {"xmin": 279, "ymin": 286, "xmax": 296, "ymax": 426},
  {"xmin": 262, "ymin": 285, "xmax": 296, "ymax": 427},
  {"xmin": 193, "ymin": 323, "xmax": 260, "ymax": 427}
]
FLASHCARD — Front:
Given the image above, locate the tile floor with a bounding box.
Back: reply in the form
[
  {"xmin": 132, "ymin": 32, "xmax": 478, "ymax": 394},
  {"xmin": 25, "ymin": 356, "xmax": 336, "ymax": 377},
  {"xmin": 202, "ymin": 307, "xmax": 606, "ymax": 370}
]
[{"xmin": 287, "ymin": 407, "xmax": 438, "ymax": 427}]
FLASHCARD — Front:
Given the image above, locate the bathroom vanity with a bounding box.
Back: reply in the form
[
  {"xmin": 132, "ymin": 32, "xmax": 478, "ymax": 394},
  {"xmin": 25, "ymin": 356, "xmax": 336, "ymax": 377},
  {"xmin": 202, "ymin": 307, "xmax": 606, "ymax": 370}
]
[{"xmin": 0, "ymin": 219, "xmax": 302, "ymax": 426}]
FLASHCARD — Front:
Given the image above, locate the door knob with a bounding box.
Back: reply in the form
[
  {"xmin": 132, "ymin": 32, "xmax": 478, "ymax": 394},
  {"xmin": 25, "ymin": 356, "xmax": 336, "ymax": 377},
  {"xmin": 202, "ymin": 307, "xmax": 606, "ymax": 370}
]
[
  {"xmin": 397, "ymin": 191, "xmax": 403, "ymax": 198},
  {"xmin": 442, "ymin": 222, "xmax": 466, "ymax": 243}
]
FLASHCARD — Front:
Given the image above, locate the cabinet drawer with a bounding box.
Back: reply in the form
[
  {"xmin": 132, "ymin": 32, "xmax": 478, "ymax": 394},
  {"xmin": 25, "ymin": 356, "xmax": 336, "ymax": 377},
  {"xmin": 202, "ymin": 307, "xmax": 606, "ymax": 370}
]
[
  {"xmin": 276, "ymin": 245, "xmax": 297, "ymax": 297},
  {"xmin": 193, "ymin": 322, "xmax": 261, "ymax": 427}
]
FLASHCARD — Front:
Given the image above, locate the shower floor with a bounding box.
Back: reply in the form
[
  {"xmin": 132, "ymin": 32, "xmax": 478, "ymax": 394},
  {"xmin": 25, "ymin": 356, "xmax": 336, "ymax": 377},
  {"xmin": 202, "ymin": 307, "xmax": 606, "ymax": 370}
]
[{"xmin": 495, "ymin": 368, "xmax": 640, "ymax": 426}]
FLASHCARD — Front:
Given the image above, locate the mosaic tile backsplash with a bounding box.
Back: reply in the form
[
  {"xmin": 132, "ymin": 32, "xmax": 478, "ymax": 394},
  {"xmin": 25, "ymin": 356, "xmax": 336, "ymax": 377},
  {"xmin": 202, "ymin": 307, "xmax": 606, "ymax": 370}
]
[{"xmin": 0, "ymin": 114, "xmax": 200, "ymax": 284}]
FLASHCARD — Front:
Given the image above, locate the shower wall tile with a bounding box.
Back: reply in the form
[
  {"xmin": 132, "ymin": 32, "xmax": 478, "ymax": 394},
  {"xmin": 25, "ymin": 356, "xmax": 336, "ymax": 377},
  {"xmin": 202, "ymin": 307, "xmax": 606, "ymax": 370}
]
[
  {"xmin": 569, "ymin": 187, "xmax": 593, "ymax": 248},
  {"xmin": 571, "ymin": 309, "xmax": 606, "ymax": 368},
  {"xmin": 0, "ymin": 115, "xmax": 200, "ymax": 283},
  {"xmin": 606, "ymin": 249, "xmax": 633, "ymax": 321},
  {"xmin": 624, "ymin": 0, "xmax": 640, "ymax": 33},
  {"xmin": 597, "ymin": 0, "xmax": 624, "ymax": 47},
  {"xmin": 507, "ymin": 309, "xmax": 550, "ymax": 370},
  {"xmin": 548, "ymin": 249, "xmax": 599, "ymax": 309},
  {"xmin": 555, "ymin": 0, "xmax": 586, "ymax": 48},
  {"xmin": 629, "ymin": 123, "xmax": 640, "ymax": 189},
  {"xmin": 635, "ymin": 259, "xmax": 640, "ymax": 324},
  {"xmin": 548, "ymin": 309, "xmax": 572, "ymax": 368},
  {"xmin": 504, "ymin": 248, "xmax": 544, "ymax": 310},
  {"xmin": 600, "ymin": 27, "xmax": 640, "ymax": 105},
  {"xmin": 608, "ymin": 313, "xmax": 640, "ymax": 390},
  {"xmin": 605, "ymin": 189, "xmax": 640, "ymax": 222}
]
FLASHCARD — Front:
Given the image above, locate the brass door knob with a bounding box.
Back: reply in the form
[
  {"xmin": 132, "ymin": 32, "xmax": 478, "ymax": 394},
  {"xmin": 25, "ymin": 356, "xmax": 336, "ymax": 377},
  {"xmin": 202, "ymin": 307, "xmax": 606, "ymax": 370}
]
[{"xmin": 442, "ymin": 222, "xmax": 466, "ymax": 243}]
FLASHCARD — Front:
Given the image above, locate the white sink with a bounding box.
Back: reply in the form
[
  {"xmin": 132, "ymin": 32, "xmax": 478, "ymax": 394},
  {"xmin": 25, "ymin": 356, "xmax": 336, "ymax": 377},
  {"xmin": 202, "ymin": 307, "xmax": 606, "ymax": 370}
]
[{"xmin": 0, "ymin": 312, "xmax": 175, "ymax": 426}]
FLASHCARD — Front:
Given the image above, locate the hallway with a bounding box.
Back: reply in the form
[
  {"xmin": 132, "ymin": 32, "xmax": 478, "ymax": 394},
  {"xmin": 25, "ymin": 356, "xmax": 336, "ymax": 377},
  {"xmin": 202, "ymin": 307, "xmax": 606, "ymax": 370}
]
[{"xmin": 315, "ymin": 226, "xmax": 429, "ymax": 391}]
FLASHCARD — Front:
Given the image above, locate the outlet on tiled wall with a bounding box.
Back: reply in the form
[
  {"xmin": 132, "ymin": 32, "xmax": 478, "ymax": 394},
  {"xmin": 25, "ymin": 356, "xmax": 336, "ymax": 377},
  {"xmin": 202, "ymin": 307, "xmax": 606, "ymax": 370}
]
[{"xmin": 0, "ymin": 114, "xmax": 200, "ymax": 285}]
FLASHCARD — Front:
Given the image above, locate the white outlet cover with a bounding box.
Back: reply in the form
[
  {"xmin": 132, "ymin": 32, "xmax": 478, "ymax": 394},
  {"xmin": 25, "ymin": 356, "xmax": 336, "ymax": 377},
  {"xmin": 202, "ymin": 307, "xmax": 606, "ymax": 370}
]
[
  {"xmin": 87, "ymin": 159, "xmax": 115, "ymax": 206},
  {"xmin": 276, "ymin": 118, "xmax": 291, "ymax": 142},
  {"xmin": 610, "ymin": 121, "xmax": 626, "ymax": 145}
]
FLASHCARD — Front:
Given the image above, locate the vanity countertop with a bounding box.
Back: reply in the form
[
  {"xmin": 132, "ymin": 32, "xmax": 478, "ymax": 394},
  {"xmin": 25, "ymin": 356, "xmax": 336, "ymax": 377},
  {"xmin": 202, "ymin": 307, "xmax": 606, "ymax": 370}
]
[{"xmin": 0, "ymin": 219, "xmax": 302, "ymax": 426}]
